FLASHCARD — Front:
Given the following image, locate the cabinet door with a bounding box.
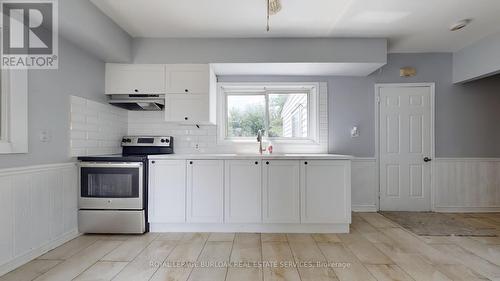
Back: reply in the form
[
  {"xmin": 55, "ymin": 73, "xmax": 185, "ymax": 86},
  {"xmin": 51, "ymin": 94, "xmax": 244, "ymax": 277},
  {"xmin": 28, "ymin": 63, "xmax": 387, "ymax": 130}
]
[
  {"xmin": 187, "ymin": 160, "xmax": 224, "ymax": 223},
  {"xmin": 224, "ymin": 160, "xmax": 262, "ymax": 223},
  {"xmin": 262, "ymin": 160, "xmax": 300, "ymax": 223},
  {"xmin": 166, "ymin": 64, "xmax": 209, "ymax": 94},
  {"xmin": 105, "ymin": 64, "xmax": 165, "ymax": 94},
  {"xmin": 148, "ymin": 160, "xmax": 186, "ymax": 223},
  {"xmin": 165, "ymin": 94, "xmax": 209, "ymax": 123},
  {"xmin": 300, "ymin": 160, "xmax": 351, "ymax": 223}
]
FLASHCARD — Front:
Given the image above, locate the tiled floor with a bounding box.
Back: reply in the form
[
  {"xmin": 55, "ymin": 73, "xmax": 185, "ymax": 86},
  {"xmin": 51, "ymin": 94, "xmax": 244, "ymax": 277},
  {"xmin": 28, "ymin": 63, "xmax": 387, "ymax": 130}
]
[{"xmin": 2, "ymin": 212, "xmax": 500, "ymax": 281}]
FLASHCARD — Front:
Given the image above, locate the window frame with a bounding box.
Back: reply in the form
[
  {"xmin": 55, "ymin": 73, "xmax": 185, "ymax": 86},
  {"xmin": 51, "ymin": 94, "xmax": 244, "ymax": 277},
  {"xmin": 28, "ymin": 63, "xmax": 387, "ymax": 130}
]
[
  {"xmin": 218, "ymin": 82, "xmax": 320, "ymax": 145},
  {"xmin": 0, "ymin": 67, "xmax": 28, "ymax": 154},
  {"xmin": 0, "ymin": 70, "xmax": 8, "ymax": 142}
]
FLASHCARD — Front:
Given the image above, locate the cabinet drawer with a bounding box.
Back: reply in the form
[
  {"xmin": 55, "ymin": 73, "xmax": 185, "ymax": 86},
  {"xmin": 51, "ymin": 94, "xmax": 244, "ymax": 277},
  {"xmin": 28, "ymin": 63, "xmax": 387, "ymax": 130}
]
[
  {"xmin": 105, "ymin": 64, "xmax": 165, "ymax": 94},
  {"xmin": 148, "ymin": 160, "xmax": 186, "ymax": 223},
  {"xmin": 224, "ymin": 160, "xmax": 262, "ymax": 223},
  {"xmin": 166, "ymin": 64, "xmax": 209, "ymax": 94},
  {"xmin": 165, "ymin": 94, "xmax": 209, "ymax": 123},
  {"xmin": 262, "ymin": 160, "xmax": 300, "ymax": 223},
  {"xmin": 300, "ymin": 160, "xmax": 351, "ymax": 223},
  {"xmin": 186, "ymin": 160, "xmax": 224, "ymax": 223}
]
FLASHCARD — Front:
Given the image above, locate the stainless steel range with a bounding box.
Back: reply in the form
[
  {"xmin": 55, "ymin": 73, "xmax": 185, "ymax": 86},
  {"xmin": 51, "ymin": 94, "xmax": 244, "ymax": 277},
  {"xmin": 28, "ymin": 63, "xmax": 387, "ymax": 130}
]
[{"xmin": 77, "ymin": 136, "xmax": 173, "ymax": 234}]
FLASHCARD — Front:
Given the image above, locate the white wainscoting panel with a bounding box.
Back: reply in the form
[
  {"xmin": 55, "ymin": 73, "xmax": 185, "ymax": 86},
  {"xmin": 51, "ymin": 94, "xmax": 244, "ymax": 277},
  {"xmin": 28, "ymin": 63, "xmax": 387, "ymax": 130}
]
[
  {"xmin": 351, "ymin": 158, "xmax": 377, "ymax": 212},
  {"xmin": 70, "ymin": 96, "xmax": 127, "ymax": 157},
  {"xmin": 433, "ymin": 158, "xmax": 500, "ymax": 212},
  {"xmin": 0, "ymin": 163, "xmax": 79, "ymax": 276}
]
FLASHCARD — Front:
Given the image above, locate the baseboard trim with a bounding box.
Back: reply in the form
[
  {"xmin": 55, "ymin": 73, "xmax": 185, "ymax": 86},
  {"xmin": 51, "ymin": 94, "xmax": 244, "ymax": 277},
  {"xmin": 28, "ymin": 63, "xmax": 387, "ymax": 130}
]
[
  {"xmin": 0, "ymin": 229, "xmax": 80, "ymax": 277},
  {"xmin": 433, "ymin": 206, "xmax": 500, "ymax": 213},
  {"xmin": 435, "ymin": 158, "xmax": 500, "ymax": 162},
  {"xmin": 352, "ymin": 205, "xmax": 378, "ymax": 212},
  {"xmin": 150, "ymin": 223, "xmax": 350, "ymax": 233}
]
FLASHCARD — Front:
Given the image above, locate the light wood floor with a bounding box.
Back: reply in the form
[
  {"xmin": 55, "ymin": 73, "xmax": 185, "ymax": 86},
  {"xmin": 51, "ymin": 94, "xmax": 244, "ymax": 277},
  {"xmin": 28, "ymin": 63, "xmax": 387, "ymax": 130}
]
[{"xmin": 3, "ymin": 212, "xmax": 500, "ymax": 281}]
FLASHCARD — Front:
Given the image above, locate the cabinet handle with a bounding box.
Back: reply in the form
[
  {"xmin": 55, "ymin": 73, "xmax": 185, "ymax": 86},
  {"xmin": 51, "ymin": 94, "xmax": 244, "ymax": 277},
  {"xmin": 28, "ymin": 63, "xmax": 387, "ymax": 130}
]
[
  {"xmin": 266, "ymin": 161, "xmax": 269, "ymax": 165},
  {"xmin": 184, "ymin": 117, "xmax": 189, "ymax": 121},
  {"xmin": 185, "ymin": 89, "xmax": 189, "ymax": 93},
  {"xmin": 255, "ymin": 161, "xmax": 258, "ymax": 165},
  {"xmin": 134, "ymin": 89, "xmax": 139, "ymax": 93},
  {"xmin": 189, "ymin": 161, "xmax": 193, "ymax": 165},
  {"xmin": 304, "ymin": 161, "xmax": 308, "ymax": 165}
]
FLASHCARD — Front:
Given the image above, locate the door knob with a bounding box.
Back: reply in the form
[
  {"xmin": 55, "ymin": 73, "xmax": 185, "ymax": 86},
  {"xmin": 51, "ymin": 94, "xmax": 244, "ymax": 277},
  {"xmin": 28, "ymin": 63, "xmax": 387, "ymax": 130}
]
[{"xmin": 423, "ymin": 157, "xmax": 432, "ymax": 162}]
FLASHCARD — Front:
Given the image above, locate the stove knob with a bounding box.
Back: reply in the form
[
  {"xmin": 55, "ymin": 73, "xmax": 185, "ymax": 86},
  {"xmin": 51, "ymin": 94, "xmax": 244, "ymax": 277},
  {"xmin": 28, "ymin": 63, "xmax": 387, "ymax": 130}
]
[
  {"xmin": 122, "ymin": 138, "xmax": 127, "ymax": 143},
  {"xmin": 127, "ymin": 139, "xmax": 132, "ymax": 143},
  {"xmin": 165, "ymin": 139, "xmax": 170, "ymax": 143},
  {"xmin": 161, "ymin": 139, "xmax": 165, "ymax": 143}
]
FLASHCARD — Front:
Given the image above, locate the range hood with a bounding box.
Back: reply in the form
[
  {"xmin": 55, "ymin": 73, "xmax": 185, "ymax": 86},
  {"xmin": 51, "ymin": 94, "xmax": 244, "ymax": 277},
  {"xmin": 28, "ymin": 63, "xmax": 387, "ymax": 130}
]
[{"xmin": 108, "ymin": 94, "xmax": 165, "ymax": 111}]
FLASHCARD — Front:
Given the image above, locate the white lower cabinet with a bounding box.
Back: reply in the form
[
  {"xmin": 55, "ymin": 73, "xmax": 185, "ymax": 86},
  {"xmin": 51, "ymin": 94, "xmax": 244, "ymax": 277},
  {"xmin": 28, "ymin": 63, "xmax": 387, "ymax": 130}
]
[
  {"xmin": 187, "ymin": 160, "xmax": 224, "ymax": 223},
  {"xmin": 300, "ymin": 160, "xmax": 351, "ymax": 223},
  {"xmin": 148, "ymin": 160, "xmax": 186, "ymax": 223},
  {"xmin": 224, "ymin": 160, "xmax": 262, "ymax": 223},
  {"xmin": 148, "ymin": 158, "xmax": 351, "ymax": 232},
  {"xmin": 262, "ymin": 160, "xmax": 300, "ymax": 223}
]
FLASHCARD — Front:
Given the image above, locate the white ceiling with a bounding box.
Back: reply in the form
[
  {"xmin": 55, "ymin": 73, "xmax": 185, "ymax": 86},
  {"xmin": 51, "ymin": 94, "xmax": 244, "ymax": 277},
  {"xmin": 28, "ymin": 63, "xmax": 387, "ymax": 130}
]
[{"xmin": 91, "ymin": 0, "xmax": 500, "ymax": 53}]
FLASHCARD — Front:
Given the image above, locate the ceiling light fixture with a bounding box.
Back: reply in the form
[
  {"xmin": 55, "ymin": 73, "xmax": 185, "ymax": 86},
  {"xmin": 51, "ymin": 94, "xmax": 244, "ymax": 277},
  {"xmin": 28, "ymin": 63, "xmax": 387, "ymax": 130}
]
[
  {"xmin": 266, "ymin": 0, "xmax": 282, "ymax": 31},
  {"xmin": 449, "ymin": 19, "xmax": 472, "ymax": 31}
]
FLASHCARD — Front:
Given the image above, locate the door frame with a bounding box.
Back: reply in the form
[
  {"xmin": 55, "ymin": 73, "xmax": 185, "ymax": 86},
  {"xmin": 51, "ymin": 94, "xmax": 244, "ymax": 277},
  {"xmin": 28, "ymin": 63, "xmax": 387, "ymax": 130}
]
[{"xmin": 374, "ymin": 83, "xmax": 436, "ymax": 211}]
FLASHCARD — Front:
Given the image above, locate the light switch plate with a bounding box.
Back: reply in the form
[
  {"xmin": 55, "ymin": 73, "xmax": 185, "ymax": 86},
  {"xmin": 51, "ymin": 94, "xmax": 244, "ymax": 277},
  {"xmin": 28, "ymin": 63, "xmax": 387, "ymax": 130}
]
[
  {"xmin": 351, "ymin": 126, "xmax": 360, "ymax": 138},
  {"xmin": 40, "ymin": 130, "xmax": 51, "ymax": 142}
]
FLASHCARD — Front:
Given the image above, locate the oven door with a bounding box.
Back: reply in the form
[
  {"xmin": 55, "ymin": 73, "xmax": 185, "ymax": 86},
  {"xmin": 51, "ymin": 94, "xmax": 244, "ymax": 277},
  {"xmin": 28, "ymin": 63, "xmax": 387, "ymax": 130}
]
[{"xmin": 79, "ymin": 162, "xmax": 143, "ymax": 210}]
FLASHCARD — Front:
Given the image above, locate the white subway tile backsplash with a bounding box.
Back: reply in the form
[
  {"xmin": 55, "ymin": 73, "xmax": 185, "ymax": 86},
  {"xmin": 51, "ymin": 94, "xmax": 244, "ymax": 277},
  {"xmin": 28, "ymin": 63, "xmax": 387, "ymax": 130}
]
[
  {"xmin": 70, "ymin": 131, "xmax": 86, "ymax": 140},
  {"xmin": 69, "ymin": 96, "xmax": 127, "ymax": 157}
]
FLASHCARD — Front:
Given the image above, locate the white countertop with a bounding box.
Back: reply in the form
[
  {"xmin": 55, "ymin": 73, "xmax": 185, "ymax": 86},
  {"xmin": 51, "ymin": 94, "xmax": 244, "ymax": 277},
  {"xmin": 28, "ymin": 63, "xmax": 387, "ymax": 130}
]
[{"xmin": 148, "ymin": 153, "xmax": 353, "ymax": 160}]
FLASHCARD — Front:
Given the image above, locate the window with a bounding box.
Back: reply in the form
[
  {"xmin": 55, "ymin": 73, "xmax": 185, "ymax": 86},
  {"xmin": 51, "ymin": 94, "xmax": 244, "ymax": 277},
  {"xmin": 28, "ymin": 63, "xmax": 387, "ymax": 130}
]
[
  {"xmin": 0, "ymin": 67, "xmax": 28, "ymax": 154},
  {"xmin": 0, "ymin": 68, "xmax": 8, "ymax": 142},
  {"xmin": 219, "ymin": 83, "xmax": 319, "ymax": 143},
  {"xmin": 0, "ymin": 67, "xmax": 5, "ymax": 141}
]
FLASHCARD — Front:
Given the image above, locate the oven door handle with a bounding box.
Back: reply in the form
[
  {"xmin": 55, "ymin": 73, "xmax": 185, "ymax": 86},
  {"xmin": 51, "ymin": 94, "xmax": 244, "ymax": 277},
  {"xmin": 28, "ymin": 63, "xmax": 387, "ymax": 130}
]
[{"xmin": 78, "ymin": 162, "xmax": 143, "ymax": 168}]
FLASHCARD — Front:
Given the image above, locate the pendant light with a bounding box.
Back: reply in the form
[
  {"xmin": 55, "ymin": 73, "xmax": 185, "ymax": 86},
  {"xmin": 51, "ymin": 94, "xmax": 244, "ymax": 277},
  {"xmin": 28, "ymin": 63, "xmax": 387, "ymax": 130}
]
[{"xmin": 266, "ymin": 0, "xmax": 282, "ymax": 31}]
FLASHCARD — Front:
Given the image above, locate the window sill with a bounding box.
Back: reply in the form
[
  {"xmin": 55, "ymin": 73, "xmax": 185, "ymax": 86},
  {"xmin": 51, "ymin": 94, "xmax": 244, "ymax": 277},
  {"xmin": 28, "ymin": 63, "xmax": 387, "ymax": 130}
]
[
  {"xmin": 0, "ymin": 141, "xmax": 28, "ymax": 154},
  {"xmin": 217, "ymin": 138, "xmax": 321, "ymax": 146}
]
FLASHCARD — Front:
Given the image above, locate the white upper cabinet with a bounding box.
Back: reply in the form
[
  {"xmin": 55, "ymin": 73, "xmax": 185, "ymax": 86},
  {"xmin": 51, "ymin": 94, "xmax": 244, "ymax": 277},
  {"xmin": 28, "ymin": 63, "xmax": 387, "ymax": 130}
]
[
  {"xmin": 165, "ymin": 94, "xmax": 209, "ymax": 123},
  {"xmin": 186, "ymin": 160, "xmax": 224, "ymax": 223},
  {"xmin": 224, "ymin": 160, "xmax": 262, "ymax": 223},
  {"xmin": 165, "ymin": 64, "xmax": 210, "ymax": 94},
  {"xmin": 262, "ymin": 160, "xmax": 300, "ymax": 223},
  {"xmin": 148, "ymin": 160, "xmax": 186, "ymax": 223},
  {"xmin": 164, "ymin": 64, "xmax": 217, "ymax": 124},
  {"xmin": 300, "ymin": 160, "xmax": 351, "ymax": 224},
  {"xmin": 105, "ymin": 64, "xmax": 165, "ymax": 95}
]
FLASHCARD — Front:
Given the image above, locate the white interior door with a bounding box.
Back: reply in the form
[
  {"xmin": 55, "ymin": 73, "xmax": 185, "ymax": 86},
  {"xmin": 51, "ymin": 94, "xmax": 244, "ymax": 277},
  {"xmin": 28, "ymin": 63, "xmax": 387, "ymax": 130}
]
[{"xmin": 378, "ymin": 84, "xmax": 434, "ymax": 211}]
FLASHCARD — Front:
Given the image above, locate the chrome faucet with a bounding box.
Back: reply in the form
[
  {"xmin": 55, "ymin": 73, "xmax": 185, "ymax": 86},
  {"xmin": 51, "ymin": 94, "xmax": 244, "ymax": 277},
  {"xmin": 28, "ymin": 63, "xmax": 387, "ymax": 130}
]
[{"xmin": 257, "ymin": 130, "xmax": 266, "ymax": 155}]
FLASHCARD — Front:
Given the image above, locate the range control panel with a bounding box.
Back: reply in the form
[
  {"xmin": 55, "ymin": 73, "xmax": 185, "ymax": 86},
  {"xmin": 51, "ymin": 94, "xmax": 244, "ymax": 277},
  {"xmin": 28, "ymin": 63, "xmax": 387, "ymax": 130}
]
[{"xmin": 121, "ymin": 136, "xmax": 173, "ymax": 147}]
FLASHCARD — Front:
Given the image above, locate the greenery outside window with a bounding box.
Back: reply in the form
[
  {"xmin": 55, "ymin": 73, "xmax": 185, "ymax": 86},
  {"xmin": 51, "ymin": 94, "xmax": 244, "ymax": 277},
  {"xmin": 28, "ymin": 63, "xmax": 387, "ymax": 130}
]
[{"xmin": 219, "ymin": 83, "xmax": 319, "ymax": 144}]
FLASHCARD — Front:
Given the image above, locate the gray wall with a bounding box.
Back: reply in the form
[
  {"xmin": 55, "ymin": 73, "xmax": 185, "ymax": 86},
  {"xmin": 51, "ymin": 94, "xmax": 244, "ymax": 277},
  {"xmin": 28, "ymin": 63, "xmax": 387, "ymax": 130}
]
[
  {"xmin": 220, "ymin": 53, "xmax": 500, "ymax": 158},
  {"xmin": 132, "ymin": 38, "xmax": 387, "ymax": 64},
  {"xmin": 0, "ymin": 37, "xmax": 105, "ymax": 169},
  {"xmin": 60, "ymin": 0, "xmax": 132, "ymax": 62}
]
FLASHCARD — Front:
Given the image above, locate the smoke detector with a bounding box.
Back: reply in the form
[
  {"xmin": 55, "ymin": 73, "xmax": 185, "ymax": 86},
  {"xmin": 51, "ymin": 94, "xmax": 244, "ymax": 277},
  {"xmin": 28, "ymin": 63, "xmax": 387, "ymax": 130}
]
[{"xmin": 449, "ymin": 19, "xmax": 472, "ymax": 31}]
